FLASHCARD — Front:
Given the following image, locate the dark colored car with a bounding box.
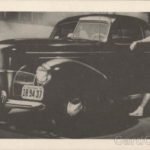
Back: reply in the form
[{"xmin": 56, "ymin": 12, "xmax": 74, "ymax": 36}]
[{"xmin": 0, "ymin": 13, "xmax": 150, "ymax": 130}]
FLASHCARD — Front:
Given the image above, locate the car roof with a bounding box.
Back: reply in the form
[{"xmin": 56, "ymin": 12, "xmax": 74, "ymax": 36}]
[
  {"xmin": 56, "ymin": 13, "xmax": 148, "ymax": 25},
  {"xmin": 79, "ymin": 16, "xmax": 115, "ymax": 23}
]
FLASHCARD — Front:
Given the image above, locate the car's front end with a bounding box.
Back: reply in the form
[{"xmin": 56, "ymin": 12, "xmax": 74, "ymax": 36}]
[{"xmin": 4, "ymin": 69, "xmax": 46, "ymax": 111}]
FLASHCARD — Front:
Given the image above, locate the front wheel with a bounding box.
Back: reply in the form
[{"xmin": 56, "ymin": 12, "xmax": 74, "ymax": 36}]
[
  {"xmin": 50, "ymin": 90, "xmax": 109, "ymax": 137},
  {"xmin": 53, "ymin": 95, "xmax": 86, "ymax": 129}
]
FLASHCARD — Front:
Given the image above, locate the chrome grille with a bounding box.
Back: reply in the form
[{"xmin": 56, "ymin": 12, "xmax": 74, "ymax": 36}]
[{"xmin": 13, "ymin": 71, "xmax": 36, "ymax": 97}]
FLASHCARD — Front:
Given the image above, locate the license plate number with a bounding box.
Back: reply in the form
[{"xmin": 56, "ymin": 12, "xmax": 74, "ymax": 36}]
[{"xmin": 21, "ymin": 85, "xmax": 44, "ymax": 101}]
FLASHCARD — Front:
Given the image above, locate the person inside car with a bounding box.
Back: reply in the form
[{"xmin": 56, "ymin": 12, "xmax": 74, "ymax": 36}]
[{"xmin": 75, "ymin": 24, "xmax": 89, "ymax": 39}]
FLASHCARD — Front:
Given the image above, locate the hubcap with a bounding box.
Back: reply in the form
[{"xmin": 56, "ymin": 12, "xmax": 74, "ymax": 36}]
[{"xmin": 67, "ymin": 98, "xmax": 83, "ymax": 117}]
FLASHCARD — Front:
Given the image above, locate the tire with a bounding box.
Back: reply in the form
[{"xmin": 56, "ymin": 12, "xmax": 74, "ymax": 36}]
[
  {"xmin": 53, "ymin": 95, "xmax": 85, "ymax": 128},
  {"xmin": 51, "ymin": 88, "xmax": 108, "ymax": 137}
]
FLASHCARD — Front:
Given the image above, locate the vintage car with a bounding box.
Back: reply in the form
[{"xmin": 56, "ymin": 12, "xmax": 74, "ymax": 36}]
[{"xmin": 0, "ymin": 13, "xmax": 150, "ymax": 130}]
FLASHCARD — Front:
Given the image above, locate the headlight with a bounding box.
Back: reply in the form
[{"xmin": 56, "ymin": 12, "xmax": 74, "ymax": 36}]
[{"xmin": 36, "ymin": 66, "xmax": 52, "ymax": 85}]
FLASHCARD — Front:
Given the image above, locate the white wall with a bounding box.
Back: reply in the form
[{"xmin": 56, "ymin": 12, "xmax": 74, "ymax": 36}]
[{"xmin": 0, "ymin": 21, "xmax": 53, "ymax": 40}]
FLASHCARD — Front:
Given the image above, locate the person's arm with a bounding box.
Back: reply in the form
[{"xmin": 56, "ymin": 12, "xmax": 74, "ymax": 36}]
[
  {"xmin": 130, "ymin": 36, "xmax": 150, "ymax": 51},
  {"xmin": 130, "ymin": 40, "xmax": 140, "ymax": 51}
]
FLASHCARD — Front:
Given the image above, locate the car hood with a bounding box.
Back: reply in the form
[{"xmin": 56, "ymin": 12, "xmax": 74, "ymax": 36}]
[{"xmin": 0, "ymin": 38, "xmax": 106, "ymax": 52}]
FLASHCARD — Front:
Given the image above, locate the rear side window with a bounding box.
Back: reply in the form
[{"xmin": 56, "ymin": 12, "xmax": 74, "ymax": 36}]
[{"xmin": 110, "ymin": 18, "xmax": 143, "ymax": 43}]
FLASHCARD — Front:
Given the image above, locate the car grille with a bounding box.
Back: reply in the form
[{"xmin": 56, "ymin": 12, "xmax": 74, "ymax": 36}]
[{"xmin": 13, "ymin": 71, "xmax": 36, "ymax": 98}]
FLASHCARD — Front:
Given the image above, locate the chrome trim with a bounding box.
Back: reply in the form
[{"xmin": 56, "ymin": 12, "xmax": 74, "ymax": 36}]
[
  {"xmin": 14, "ymin": 81, "xmax": 34, "ymax": 85},
  {"xmin": 0, "ymin": 44, "xmax": 12, "ymax": 49},
  {"xmin": 39, "ymin": 57, "xmax": 80, "ymax": 59},
  {"xmin": 0, "ymin": 69, "xmax": 16, "ymax": 73},
  {"xmin": 26, "ymin": 51, "xmax": 113, "ymax": 54},
  {"xmin": 5, "ymin": 99, "xmax": 45, "ymax": 110},
  {"xmin": 13, "ymin": 69, "xmax": 36, "ymax": 96}
]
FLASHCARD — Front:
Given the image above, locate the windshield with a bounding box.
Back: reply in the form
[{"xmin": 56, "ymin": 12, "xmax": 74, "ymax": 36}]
[{"xmin": 73, "ymin": 21, "xmax": 110, "ymax": 42}]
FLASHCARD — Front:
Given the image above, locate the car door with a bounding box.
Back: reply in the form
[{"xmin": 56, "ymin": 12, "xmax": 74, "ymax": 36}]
[
  {"xmin": 105, "ymin": 17, "xmax": 145, "ymax": 95},
  {"xmin": 133, "ymin": 25, "xmax": 150, "ymax": 93}
]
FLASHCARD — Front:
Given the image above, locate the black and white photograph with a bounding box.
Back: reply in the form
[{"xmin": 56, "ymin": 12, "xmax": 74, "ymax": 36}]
[{"xmin": 0, "ymin": 11, "xmax": 150, "ymax": 140}]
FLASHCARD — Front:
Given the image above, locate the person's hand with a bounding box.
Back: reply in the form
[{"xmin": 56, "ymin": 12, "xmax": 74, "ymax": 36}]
[{"xmin": 130, "ymin": 41, "xmax": 138, "ymax": 51}]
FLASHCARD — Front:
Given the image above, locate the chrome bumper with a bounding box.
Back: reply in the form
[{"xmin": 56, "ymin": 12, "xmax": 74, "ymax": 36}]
[{"xmin": 4, "ymin": 99, "xmax": 45, "ymax": 110}]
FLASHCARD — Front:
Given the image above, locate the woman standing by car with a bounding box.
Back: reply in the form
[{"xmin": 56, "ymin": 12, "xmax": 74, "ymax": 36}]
[{"xmin": 129, "ymin": 35, "xmax": 150, "ymax": 117}]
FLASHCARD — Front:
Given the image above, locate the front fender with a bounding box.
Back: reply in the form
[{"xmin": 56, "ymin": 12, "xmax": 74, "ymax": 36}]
[
  {"xmin": 42, "ymin": 58, "xmax": 108, "ymax": 80},
  {"xmin": 42, "ymin": 58, "xmax": 109, "ymax": 102},
  {"xmin": 43, "ymin": 58, "xmax": 108, "ymax": 86}
]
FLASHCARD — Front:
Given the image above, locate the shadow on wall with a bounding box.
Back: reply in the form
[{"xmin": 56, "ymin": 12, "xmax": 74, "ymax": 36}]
[{"xmin": 0, "ymin": 21, "xmax": 53, "ymax": 40}]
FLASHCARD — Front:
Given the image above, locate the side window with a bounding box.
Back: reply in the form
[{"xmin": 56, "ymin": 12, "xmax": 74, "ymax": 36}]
[
  {"xmin": 51, "ymin": 21, "xmax": 77, "ymax": 40},
  {"xmin": 144, "ymin": 26, "xmax": 150, "ymax": 37},
  {"xmin": 111, "ymin": 18, "xmax": 143, "ymax": 44}
]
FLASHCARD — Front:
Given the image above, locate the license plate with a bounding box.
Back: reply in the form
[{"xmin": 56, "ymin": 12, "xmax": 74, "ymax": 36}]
[{"xmin": 21, "ymin": 85, "xmax": 44, "ymax": 101}]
